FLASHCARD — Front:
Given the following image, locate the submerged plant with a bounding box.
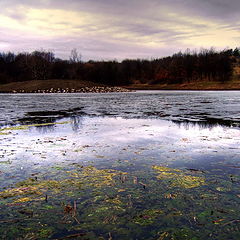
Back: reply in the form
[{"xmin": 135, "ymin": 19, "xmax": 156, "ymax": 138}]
[
  {"xmin": 0, "ymin": 121, "xmax": 70, "ymax": 133},
  {"xmin": 133, "ymin": 209, "xmax": 163, "ymax": 226},
  {"xmin": 0, "ymin": 166, "xmax": 127, "ymax": 203},
  {"xmin": 171, "ymin": 175, "xmax": 205, "ymax": 189},
  {"xmin": 152, "ymin": 165, "xmax": 205, "ymax": 188}
]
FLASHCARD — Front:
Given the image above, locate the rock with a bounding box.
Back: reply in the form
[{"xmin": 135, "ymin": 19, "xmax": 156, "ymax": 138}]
[{"xmin": 5, "ymin": 86, "xmax": 132, "ymax": 94}]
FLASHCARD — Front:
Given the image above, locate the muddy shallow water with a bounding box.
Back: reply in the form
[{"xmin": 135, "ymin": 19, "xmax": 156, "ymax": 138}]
[{"xmin": 0, "ymin": 91, "xmax": 240, "ymax": 239}]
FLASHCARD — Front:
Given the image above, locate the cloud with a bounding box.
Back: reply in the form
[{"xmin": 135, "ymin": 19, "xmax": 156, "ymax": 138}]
[{"xmin": 0, "ymin": 0, "xmax": 239, "ymax": 60}]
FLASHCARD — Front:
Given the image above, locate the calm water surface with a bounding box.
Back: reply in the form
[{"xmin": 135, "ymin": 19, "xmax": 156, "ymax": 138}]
[{"xmin": 0, "ymin": 91, "xmax": 239, "ymax": 239}]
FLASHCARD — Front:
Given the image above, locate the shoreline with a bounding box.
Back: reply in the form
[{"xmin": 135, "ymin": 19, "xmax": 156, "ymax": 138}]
[
  {"xmin": 1, "ymin": 88, "xmax": 240, "ymax": 93},
  {"xmin": 0, "ymin": 79, "xmax": 240, "ymax": 93},
  {"xmin": 0, "ymin": 86, "xmax": 131, "ymax": 94},
  {"xmin": 124, "ymin": 81, "xmax": 240, "ymax": 91}
]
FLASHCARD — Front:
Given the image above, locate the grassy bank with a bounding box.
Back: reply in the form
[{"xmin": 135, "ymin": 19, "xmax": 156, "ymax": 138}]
[
  {"xmin": 0, "ymin": 79, "xmax": 107, "ymax": 93},
  {"xmin": 125, "ymin": 79, "xmax": 240, "ymax": 90},
  {"xmin": 0, "ymin": 78, "xmax": 240, "ymax": 93}
]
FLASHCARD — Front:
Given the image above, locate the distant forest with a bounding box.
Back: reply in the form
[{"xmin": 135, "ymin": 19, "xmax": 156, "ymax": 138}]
[{"xmin": 0, "ymin": 47, "xmax": 239, "ymax": 86}]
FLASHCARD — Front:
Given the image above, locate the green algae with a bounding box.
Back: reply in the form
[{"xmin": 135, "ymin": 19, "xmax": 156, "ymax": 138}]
[
  {"xmin": 38, "ymin": 228, "xmax": 54, "ymax": 238},
  {"xmin": 0, "ymin": 163, "xmax": 238, "ymax": 239},
  {"xmin": 216, "ymin": 187, "xmax": 230, "ymax": 192},
  {"xmin": 171, "ymin": 175, "xmax": 205, "ymax": 189},
  {"xmin": 0, "ymin": 186, "xmax": 41, "ymax": 199},
  {"xmin": 67, "ymin": 166, "xmax": 127, "ymax": 189},
  {"xmin": 152, "ymin": 165, "xmax": 181, "ymax": 173},
  {"xmin": 0, "ymin": 121, "xmax": 70, "ymax": 132},
  {"xmin": 0, "ymin": 166, "xmax": 126, "ymax": 203},
  {"xmin": 152, "ymin": 165, "xmax": 206, "ymax": 188},
  {"xmin": 133, "ymin": 209, "xmax": 163, "ymax": 226},
  {"xmin": 0, "ymin": 132, "xmax": 10, "ymax": 135},
  {"xmin": 0, "ymin": 125, "xmax": 28, "ymax": 131},
  {"xmin": 0, "ymin": 160, "xmax": 12, "ymax": 164}
]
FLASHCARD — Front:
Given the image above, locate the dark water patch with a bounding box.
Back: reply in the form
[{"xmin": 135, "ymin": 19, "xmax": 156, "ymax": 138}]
[
  {"xmin": 173, "ymin": 118, "xmax": 240, "ymax": 128},
  {"xmin": 18, "ymin": 107, "xmax": 86, "ymax": 124}
]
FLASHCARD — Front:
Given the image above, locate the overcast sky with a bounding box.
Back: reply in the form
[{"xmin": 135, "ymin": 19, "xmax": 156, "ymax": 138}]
[{"xmin": 0, "ymin": 0, "xmax": 240, "ymax": 60}]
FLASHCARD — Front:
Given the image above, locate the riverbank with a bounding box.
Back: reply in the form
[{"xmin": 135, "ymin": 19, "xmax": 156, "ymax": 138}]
[
  {"xmin": 0, "ymin": 79, "xmax": 131, "ymax": 93},
  {"xmin": 125, "ymin": 79, "xmax": 240, "ymax": 90},
  {"xmin": 0, "ymin": 79, "xmax": 240, "ymax": 93}
]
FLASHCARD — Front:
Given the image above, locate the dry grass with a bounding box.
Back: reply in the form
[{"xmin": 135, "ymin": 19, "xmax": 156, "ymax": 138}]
[
  {"xmin": 125, "ymin": 80, "xmax": 240, "ymax": 90},
  {"xmin": 0, "ymin": 79, "xmax": 106, "ymax": 92},
  {"xmin": 0, "ymin": 77, "xmax": 240, "ymax": 92}
]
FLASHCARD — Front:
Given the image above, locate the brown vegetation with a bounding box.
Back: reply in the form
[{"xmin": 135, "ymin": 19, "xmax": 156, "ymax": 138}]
[
  {"xmin": 125, "ymin": 79, "xmax": 240, "ymax": 90},
  {"xmin": 0, "ymin": 79, "xmax": 130, "ymax": 93},
  {"xmin": 0, "ymin": 79, "xmax": 104, "ymax": 92}
]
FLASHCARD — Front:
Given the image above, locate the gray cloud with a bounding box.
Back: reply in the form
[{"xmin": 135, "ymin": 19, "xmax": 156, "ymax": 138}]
[{"xmin": 0, "ymin": 0, "xmax": 239, "ymax": 59}]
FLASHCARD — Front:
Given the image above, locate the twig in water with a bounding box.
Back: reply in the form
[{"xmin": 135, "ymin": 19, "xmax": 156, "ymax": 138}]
[
  {"xmin": 139, "ymin": 182, "xmax": 146, "ymax": 189},
  {"xmin": 223, "ymin": 219, "xmax": 240, "ymax": 226},
  {"xmin": 108, "ymin": 232, "xmax": 113, "ymax": 240}
]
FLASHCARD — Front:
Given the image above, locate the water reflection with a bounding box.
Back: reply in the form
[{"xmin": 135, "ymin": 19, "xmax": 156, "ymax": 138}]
[
  {"xmin": 5, "ymin": 107, "xmax": 239, "ymax": 133},
  {"xmin": 18, "ymin": 107, "xmax": 85, "ymax": 124},
  {"xmin": 173, "ymin": 118, "xmax": 240, "ymax": 129},
  {"xmin": 1, "ymin": 116, "xmax": 239, "ymax": 172}
]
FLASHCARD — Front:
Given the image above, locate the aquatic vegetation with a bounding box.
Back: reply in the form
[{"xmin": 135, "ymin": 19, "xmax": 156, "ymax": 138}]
[
  {"xmin": 38, "ymin": 228, "xmax": 54, "ymax": 238},
  {"xmin": 216, "ymin": 187, "xmax": 230, "ymax": 192},
  {"xmin": 0, "ymin": 125, "xmax": 28, "ymax": 131},
  {"xmin": 157, "ymin": 232, "xmax": 169, "ymax": 240},
  {"xmin": 152, "ymin": 165, "xmax": 181, "ymax": 179},
  {"xmin": 152, "ymin": 165, "xmax": 205, "ymax": 188},
  {"xmin": 0, "ymin": 115, "xmax": 239, "ymax": 239},
  {"xmin": 68, "ymin": 166, "xmax": 127, "ymax": 189},
  {"xmin": 0, "ymin": 160, "xmax": 12, "ymax": 164},
  {"xmin": 171, "ymin": 175, "xmax": 205, "ymax": 189},
  {"xmin": 133, "ymin": 209, "xmax": 163, "ymax": 225},
  {"xmin": 0, "ymin": 121, "xmax": 70, "ymax": 132},
  {"xmin": 105, "ymin": 195, "xmax": 122, "ymax": 205},
  {"xmin": 0, "ymin": 166, "xmax": 127, "ymax": 204},
  {"xmin": 0, "ymin": 186, "xmax": 41, "ymax": 199},
  {"xmin": 0, "ymin": 132, "xmax": 10, "ymax": 135},
  {"xmin": 14, "ymin": 197, "xmax": 32, "ymax": 203},
  {"xmin": 152, "ymin": 165, "xmax": 181, "ymax": 172}
]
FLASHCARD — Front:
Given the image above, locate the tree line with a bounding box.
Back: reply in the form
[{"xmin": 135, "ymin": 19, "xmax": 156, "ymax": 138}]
[{"xmin": 0, "ymin": 47, "xmax": 239, "ymax": 86}]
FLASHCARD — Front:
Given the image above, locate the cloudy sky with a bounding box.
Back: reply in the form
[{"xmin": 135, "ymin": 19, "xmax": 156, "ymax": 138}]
[{"xmin": 0, "ymin": 0, "xmax": 240, "ymax": 60}]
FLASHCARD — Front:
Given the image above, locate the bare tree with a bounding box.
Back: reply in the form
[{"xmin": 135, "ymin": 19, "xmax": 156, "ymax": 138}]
[{"xmin": 69, "ymin": 48, "xmax": 82, "ymax": 63}]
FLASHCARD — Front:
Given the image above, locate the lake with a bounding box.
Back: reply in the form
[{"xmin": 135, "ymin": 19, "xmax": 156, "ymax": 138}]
[{"xmin": 0, "ymin": 91, "xmax": 239, "ymax": 239}]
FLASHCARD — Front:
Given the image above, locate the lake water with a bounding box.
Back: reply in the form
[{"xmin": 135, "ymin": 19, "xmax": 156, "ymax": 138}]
[{"xmin": 0, "ymin": 91, "xmax": 239, "ymax": 239}]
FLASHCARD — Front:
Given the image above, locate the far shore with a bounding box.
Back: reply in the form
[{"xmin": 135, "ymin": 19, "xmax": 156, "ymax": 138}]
[
  {"xmin": 124, "ymin": 79, "xmax": 240, "ymax": 91},
  {"xmin": 0, "ymin": 79, "xmax": 131, "ymax": 93},
  {"xmin": 0, "ymin": 79, "xmax": 240, "ymax": 93}
]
